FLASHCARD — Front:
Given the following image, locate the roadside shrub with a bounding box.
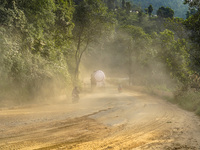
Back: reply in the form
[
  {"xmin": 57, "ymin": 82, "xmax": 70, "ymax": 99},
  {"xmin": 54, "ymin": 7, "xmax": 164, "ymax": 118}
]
[
  {"xmin": 0, "ymin": 28, "xmax": 72, "ymax": 102},
  {"xmin": 196, "ymin": 107, "xmax": 200, "ymax": 116},
  {"xmin": 174, "ymin": 89, "xmax": 200, "ymax": 115}
]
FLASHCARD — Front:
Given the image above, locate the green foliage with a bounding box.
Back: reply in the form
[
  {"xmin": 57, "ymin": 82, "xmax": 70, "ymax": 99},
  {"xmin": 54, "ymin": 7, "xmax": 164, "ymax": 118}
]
[
  {"xmin": 186, "ymin": 9, "xmax": 198, "ymax": 19},
  {"xmin": 184, "ymin": 0, "xmax": 200, "ymax": 9},
  {"xmin": 107, "ymin": 0, "xmax": 115, "ymax": 10},
  {"xmin": 125, "ymin": 2, "xmax": 131, "ymax": 14},
  {"xmin": 196, "ymin": 107, "xmax": 200, "ymax": 116},
  {"xmin": 114, "ymin": 8, "xmax": 138, "ymax": 26},
  {"xmin": 129, "ymin": 0, "xmax": 188, "ymax": 19},
  {"xmin": 72, "ymin": 0, "xmax": 115, "ymax": 80},
  {"xmin": 157, "ymin": 6, "xmax": 174, "ymax": 19},
  {"xmin": 173, "ymin": 89, "xmax": 200, "ymax": 115},
  {"xmin": 0, "ymin": 0, "xmax": 199, "ymax": 109},
  {"xmin": 54, "ymin": 0, "xmax": 74, "ymax": 48},
  {"xmin": 152, "ymin": 30, "xmax": 190, "ymax": 83},
  {"xmin": 164, "ymin": 18, "xmax": 187, "ymax": 39},
  {"xmin": 148, "ymin": 4, "xmax": 153, "ymax": 16},
  {"xmin": 122, "ymin": 0, "xmax": 125, "ymax": 9},
  {"xmin": 0, "ymin": 0, "xmax": 74, "ymax": 101},
  {"xmin": 183, "ymin": 11, "xmax": 200, "ymax": 71}
]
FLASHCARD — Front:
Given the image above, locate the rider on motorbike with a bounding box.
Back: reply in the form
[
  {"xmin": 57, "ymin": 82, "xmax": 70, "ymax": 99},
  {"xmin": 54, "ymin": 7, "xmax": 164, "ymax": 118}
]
[
  {"xmin": 72, "ymin": 86, "xmax": 80, "ymax": 102},
  {"xmin": 118, "ymin": 84, "xmax": 122, "ymax": 93}
]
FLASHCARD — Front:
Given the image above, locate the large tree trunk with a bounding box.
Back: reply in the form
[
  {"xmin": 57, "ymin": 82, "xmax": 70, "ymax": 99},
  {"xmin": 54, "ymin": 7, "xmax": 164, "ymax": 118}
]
[
  {"xmin": 74, "ymin": 38, "xmax": 90, "ymax": 82},
  {"xmin": 128, "ymin": 46, "xmax": 132, "ymax": 86}
]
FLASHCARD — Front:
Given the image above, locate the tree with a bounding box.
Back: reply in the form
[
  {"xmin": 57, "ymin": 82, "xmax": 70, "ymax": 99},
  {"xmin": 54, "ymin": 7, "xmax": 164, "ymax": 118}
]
[
  {"xmin": 183, "ymin": 0, "xmax": 200, "ymax": 71},
  {"xmin": 184, "ymin": 12, "xmax": 200, "ymax": 70},
  {"xmin": 138, "ymin": 10, "xmax": 145, "ymax": 23},
  {"xmin": 122, "ymin": 0, "xmax": 125, "ymax": 9},
  {"xmin": 127, "ymin": 0, "xmax": 188, "ymax": 18},
  {"xmin": 153, "ymin": 30, "xmax": 190, "ymax": 83},
  {"xmin": 0, "ymin": 0, "xmax": 74, "ymax": 100},
  {"xmin": 184, "ymin": 0, "xmax": 200, "ymax": 9},
  {"xmin": 72, "ymin": 0, "xmax": 114, "ymax": 81},
  {"xmin": 144, "ymin": 8, "xmax": 148, "ymax": 14},
  {"xmin": 54, "ymin": 0, "xmax": 74, "ymax": 48},
  {"xmin": 164, "ymin": 18, "xmax": 187, "ymax": 39},
  {"xmin": 125, "ymin": 2, "xmax": 131, "ymax": 14},
  {"xmin": 148, "ymin": 4, "xmax": 153, "ymax": 17},
  {"xmin": 186, "ymin": 8, "xmax": 197, "ymax": 19},
  {"xmin": 107, "ymin": 0, "xmax": 115, "ymax": 10},
  {"xmin": 157, "ymin": 6, "xmax": 174, "ymax": 19},
  {"xmin": 119, "ymin": 25, "xmax": 151, "ymax": 85}
]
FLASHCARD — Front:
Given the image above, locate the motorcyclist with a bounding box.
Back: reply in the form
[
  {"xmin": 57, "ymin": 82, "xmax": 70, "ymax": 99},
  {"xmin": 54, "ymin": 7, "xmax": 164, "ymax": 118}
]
[
  {"xmin": 118, "ymin": 84, "xmax": 122, "ymax": 93},
  {"xmin": 72, "ymin": 86, "xmax": 80, "ymax": 100}
]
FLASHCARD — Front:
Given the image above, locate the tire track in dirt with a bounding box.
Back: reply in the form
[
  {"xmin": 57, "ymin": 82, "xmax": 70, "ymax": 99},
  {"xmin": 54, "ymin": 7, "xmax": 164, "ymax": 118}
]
[
  {"xmin": 62, "ymin": 106, "xmax": 172, "ymax": 149},
  {"xmin": 0, "ymin": 116, "xmax": 112, "ymax": 150},
  {"xmin": 0, "ymin": 88, "xmax": 200, "ymax": 150},
  {"xmin": 41, "ymin": 94, "xmax": 176, "ymax": 149},
  {"xmin": 56, "ymin": 92, "xmax": 200, "ymax": 150}
]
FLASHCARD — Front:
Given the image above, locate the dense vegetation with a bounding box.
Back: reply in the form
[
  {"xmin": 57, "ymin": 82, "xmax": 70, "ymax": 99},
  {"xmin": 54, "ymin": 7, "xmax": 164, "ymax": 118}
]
[
  {"xmin": 102, "ymin": 0, "xmax": 188, "ymax": 18},
  {"xmin": 1, "ymin": 0, "xmax": 200, "ymax": 114},
  {"xmin": 129, "ymin": 0, "xmax": 188, "ymax": 19}
]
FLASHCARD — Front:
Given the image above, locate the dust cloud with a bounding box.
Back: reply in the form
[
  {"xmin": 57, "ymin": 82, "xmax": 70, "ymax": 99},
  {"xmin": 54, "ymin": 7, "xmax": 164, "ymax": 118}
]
[{"xmin": 80, "ymin": 32, "xmax": 177, "ymax": 92}]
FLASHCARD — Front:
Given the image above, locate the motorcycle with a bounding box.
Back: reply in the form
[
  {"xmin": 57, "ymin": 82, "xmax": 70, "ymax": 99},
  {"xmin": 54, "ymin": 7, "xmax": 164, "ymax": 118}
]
[
  {"xmin": 72, "ymin": 87, "xmax": 80, "ymax": 103},
  {"xmin": 72, "ymin": 93, "xmax": 79, "ymax": 103},
  {"xmin": 118, "ymin": 85, "xmax": 122, "ymax": 93}
]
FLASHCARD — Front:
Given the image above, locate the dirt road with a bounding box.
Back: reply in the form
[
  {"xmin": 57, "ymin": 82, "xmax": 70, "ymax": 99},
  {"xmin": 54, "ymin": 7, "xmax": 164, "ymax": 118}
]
[{"xmin": 0, "ymin": 87, "xmax": 200, "ymax": 150}]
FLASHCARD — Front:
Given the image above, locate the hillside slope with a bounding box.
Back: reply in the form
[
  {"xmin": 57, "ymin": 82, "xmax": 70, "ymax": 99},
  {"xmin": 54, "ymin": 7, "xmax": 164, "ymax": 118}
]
[{"xmin": 129, "ymin": 0, "xmax": 188, "ymax": 18}]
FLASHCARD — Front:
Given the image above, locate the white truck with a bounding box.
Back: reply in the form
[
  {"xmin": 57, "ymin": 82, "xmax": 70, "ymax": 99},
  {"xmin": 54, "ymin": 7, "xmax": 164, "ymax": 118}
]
[{"xmin": 91, "ymin": 70, "xmax": 105, "ymax": 88}]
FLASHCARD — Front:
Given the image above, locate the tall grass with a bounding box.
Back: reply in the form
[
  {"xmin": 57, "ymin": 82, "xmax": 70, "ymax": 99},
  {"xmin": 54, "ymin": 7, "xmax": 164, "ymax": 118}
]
[{"xmin": 174, "ymin": 89, "xmax": 200, "ymax": 115}]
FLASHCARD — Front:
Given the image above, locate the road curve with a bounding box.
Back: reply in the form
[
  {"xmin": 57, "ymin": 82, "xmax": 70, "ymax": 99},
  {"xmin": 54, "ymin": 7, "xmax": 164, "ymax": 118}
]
[{"xmin": 0, "ymin": 87, "xmax": 200, "ymax": 149}]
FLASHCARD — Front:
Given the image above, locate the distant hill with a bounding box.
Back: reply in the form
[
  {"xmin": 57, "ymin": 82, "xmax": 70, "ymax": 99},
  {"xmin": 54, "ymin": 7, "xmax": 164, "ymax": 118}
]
[
  {"xmin": 129, "ymin": 0, "xmax": 189, "ymax": 18},
  {"xmin": 77, "ymin": 0, "xmax": 188, "ymax": 19}
]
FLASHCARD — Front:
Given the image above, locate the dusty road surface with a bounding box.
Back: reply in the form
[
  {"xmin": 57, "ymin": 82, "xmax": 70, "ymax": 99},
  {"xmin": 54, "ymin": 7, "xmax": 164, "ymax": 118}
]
[{"xmin": 1, "ymin": 86, "xmax": 200, "ymax": 150}]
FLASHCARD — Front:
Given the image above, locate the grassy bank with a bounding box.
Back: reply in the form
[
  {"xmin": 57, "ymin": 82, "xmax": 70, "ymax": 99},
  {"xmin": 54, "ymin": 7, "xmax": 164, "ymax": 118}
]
[
  {"xmin": 107, "ymin": 78, "xmax": 200, "ymax": 116},
  {"xmin": 173, "ymin": 89, "xmax": 200, "ymax": 116}
]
